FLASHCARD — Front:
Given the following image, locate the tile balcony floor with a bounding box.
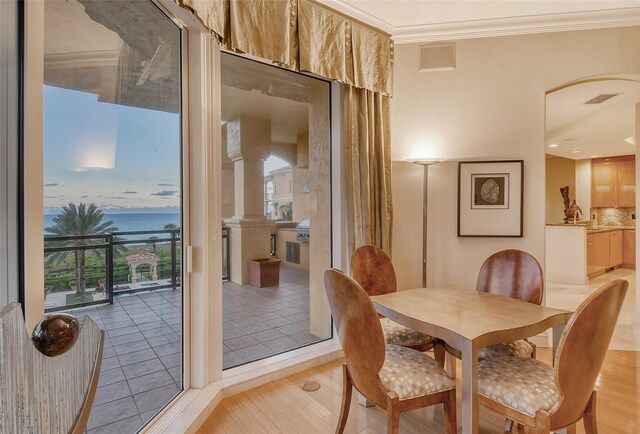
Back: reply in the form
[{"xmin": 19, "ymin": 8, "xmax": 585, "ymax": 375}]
[
  {"xmin": 67, "ymin": 289, "xmax": 183, "ymax": 434},
  {"xmin": 222, "ymin": 265, "xmax": 329, "ymax": 370},
  {"xmin": 67, "ymin": 265, "xmax": 326, "ymax": 433}
]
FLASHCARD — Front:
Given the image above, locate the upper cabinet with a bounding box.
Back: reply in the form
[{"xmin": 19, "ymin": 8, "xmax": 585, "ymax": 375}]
[
  {"xmin": 592, "ymin": 156, "xmax": 635, "ymax": 208},
  {"xmin": 617, "ymin": 158, "xmax": 636, "ymax": 207}
]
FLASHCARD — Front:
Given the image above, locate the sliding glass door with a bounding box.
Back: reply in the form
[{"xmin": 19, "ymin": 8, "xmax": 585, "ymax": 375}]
[
  {"xmin": 42, "ymin": 1, "xmax": 183, "ymax": 431},
  {"xmin": 220, "ymin": 53, "xmax": 332, "ymax": 369}
]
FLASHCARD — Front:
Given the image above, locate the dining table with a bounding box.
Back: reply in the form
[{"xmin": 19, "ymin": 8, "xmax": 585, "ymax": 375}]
[{"xmin": 372, "ymin": 286, "xmax": 573, "ymax": 434}]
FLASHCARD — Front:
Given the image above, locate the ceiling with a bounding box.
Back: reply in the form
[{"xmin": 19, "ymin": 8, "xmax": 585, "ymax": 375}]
[
  {"xmin": 330, "ymin": 0, "xmax": 640, "ymax": 42},
  {"xmin": 545, "ymin": 79, "xmax": 640, "ymax": 160}
]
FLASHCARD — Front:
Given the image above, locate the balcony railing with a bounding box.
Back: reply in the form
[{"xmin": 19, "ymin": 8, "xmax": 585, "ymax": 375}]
[{"xmin": 44, "ymin": 229, "xmax": 181, "ymax": 312}]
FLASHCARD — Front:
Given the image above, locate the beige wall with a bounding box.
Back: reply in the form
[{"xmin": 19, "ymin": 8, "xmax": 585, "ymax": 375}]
[
  {"xmin": 545, "ymin": 157, "xmax": 576, "ymax": 224},
  {"xmin": 391, "ymin": 27, "xmax": 640, "ymax": 290}
]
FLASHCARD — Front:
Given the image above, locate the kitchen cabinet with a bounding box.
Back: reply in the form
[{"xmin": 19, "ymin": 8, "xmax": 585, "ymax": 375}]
[
  {"xmin": 622, "ymin": 229, "xmax": 636, "ymax": 269},
  {"xmin": 587, "ymin": 230, "xmax": 624, "ymax": 278},
  {"xmin": 592, "ymin": 160, "xmax": 617, "ymax": 207},
  {"xmin": 609, "ymin": 230, "xmax": 622, "ymax": 267},
  {"xmin": 618, "ymin": 159, "xmax": 636, "ymax": 207},
  {"xmin": 591, "ymin": 156, "xmax": 635, "ymax": 208},
  {"xmin": 587, "ymin": 232, "xmax": 609, "ymax": 278}
]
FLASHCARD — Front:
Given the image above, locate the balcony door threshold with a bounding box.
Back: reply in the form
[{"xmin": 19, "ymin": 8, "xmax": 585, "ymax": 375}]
[{"xmin": 144, "ymin": 339, "xmax": 342, "ymax": 433}]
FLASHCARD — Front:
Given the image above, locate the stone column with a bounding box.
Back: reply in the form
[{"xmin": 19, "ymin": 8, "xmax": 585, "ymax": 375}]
[
  {"xmin": 292, "ymin": 133, "xmax": 310, "ymax": 223},
  {"xmin": 224, "ymin": 116, "xmax": 276, "ymax": 284},
  {"xmin": 308, "ymin": 82, "xmax": 332, "ymax": 339}
]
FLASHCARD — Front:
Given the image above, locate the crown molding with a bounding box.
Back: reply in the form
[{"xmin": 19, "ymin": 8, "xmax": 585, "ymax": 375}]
[
  {"xmin": 319, "ymin": 0, "xmax": 395, "ymax": 34},
  {"xmin": 393, "ymin": 7, "xmax": 640, "ymax": 44}
]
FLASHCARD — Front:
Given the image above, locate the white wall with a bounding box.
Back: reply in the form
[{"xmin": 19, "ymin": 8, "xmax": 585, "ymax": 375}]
[
  {"xmin": 391, "ymin": 27, "xmax": 640, "ymax": 290},
  {"xmin": 545, "ymin": 157, "xmax": 576, "ymax": 224},
  {"xmin": 391, "ymin": 161, "xmax": 424, "ymax": 289}
]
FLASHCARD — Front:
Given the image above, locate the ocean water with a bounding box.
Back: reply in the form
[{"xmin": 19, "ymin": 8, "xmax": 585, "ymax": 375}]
[{"xmin": 44, "ymin": 213, "xmax": 181, "ymax": 233}]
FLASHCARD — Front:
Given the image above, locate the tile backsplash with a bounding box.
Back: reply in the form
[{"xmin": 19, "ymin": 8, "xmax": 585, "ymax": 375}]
[{"xmin": 591, "ymin": 207, "xmax": 636, "ymax": 226}]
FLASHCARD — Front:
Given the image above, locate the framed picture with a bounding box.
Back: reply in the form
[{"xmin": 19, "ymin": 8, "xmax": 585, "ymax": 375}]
[{"xmin": 458, "ymin": 160, "xmax": 523, "ymax": 237}]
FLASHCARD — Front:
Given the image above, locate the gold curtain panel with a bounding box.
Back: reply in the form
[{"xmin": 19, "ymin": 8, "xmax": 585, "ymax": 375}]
[
  {"xmin": 175, "ymin": 0, "xmax": 393, "ymax": 95},
  {"xmin": 344, "ymin": 86, "xmax": 393, "ymax": 255}
]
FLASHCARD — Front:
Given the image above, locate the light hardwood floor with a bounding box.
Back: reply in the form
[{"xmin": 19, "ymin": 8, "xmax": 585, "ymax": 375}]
[{"xmin": 197, "ymin": 348, "xmax": 639, "ymax": 433}]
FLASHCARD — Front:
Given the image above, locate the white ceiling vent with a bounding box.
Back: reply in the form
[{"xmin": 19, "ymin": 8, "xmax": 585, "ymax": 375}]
[
  {"xmin": 583, "ymin": 93, "xmax": 620, "ymax": 104},
  {"xmin": 419, "ymin": 43, "xmax": 456, "ymax": 72}
]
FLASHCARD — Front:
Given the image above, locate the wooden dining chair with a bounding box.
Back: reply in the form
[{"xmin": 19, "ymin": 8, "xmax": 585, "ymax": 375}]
[
  {"xmin": 351, "ymin": 245, "xmax": 439, "ymax": 358},
  {"xmin": 324, "ymin": 269, "xmax": 457, "ymax": 434},
  {"xmin": 445, "ymin": 249, "xmax": 543, "ymax": 361},
  {"xmin": 477, "ymin": 278, "xmax": 628, "ymax": 434}
]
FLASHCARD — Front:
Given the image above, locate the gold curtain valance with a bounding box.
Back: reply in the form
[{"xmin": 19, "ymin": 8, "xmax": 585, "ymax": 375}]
[{"xmin": 176, "ymin": 0, "xmax": 393, "ymax": 95}]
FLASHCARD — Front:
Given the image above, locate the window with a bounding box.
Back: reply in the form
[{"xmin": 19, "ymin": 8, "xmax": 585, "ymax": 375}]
[
  {"xmin": 220, "ymin": 53, "xmax": 332, "ymax": 369},
  {"xmin": 42, "ymin": 1, "xmax": 183, "ymax": 430}
]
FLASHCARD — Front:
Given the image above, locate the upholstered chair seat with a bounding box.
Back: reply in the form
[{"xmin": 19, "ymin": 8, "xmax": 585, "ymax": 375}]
[
  {"xmin": 380, "ymin": 345, "xmax": 455, "ymax": 400},
  {"xmin": 479, "ymin": 340, "xmax": 534, "ymax": 359},
  {"xmin": 478, "ymin": 356, "xmax": 560, "ymax": 417},
  {"xmin": 380, "ymin": 318, "xmax": 436, "ymax": 348},
  {"xmin": 445, "ymin": 339, "xmax": 534, "ymax": 361}
]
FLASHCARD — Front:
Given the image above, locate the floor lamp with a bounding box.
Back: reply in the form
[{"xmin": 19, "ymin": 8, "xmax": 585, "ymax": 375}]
[{"xmin": 406, "ymin": 159, "xmax": 442, "ymax": 287}]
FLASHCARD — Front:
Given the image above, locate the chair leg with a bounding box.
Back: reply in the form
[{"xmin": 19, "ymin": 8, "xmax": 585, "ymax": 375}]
[
  {"xmin": 584, "ymin": 390, "xmax": 598, "ymax": 434},
  {"xmin": 443, "ymin": 389, "xmax": 457, "ymax": 434},
  {"xmin": 386, "ymin": 399, "xmax": 401, "ymax": 434},
  {"xmin": 530, "ymin": 342, "xmax": 537, "ymax": 359},
  {"xmin": 446, "ymin": 353, "xmax": 457, "ymax": 379},
  {"xmin": 534, "ymin": 410, "xmax": 550, "ymax": 434},
  {"xmin": 566, "ymin": 423, "xmax": 577, "ymax": 434},
  {"xmin": 504, "ymin": 418, "xmax": 513, "ymax": 432},
  {"xmin": 434, "ymin": 342, "xmax": 446, "ymax": 368},
  {"xmin": 336, "ymin": 364, "xmax": 353, "ymax": 434}
]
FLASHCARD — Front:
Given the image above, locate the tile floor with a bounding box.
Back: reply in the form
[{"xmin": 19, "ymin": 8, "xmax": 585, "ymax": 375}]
[
  {"xmin": 222, "ymin": 266, "xmax": 330, "ymax": 369},
  {"xmin": 67, "ymin": 265, "xmax": 326, "ymax": 432},
  {"xmin": 546, "ymin": 268, "xmax": 640, "ymax": 350},
  {"xmin": 67, "ymin": 289, "xmax": 183, "ymax": 434}
]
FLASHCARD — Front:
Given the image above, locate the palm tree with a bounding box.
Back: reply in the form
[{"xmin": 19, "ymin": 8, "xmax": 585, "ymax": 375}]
[
  {"xmin": 164, "ymin": 223, "xmax": 179, "ymax": 231},
  {"xmin": 45, "ymin": 203, "xmax": 121, "ymax": 295},
  {"xmin": 147, "ymin": 236, "xmax": 160, "ymax": 253}
]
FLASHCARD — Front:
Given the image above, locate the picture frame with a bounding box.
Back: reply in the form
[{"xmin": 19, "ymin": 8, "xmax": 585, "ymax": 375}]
[{"xmin": 458, "ymin": 160, "xmax": 524, "ymax": 237}]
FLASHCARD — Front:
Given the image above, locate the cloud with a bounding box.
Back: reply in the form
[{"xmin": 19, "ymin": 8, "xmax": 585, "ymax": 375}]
[
  {"xmin": 151, "ymin": 190, "xmax": 177, "ymax": 197},
  {"xmin": 44, "ymin": 183, "xmax": 59, "ymax": 187},
  {"xmin": 110, "ymin": 196, "xmax": 125, "ymax": 199},
  {"xmin": 45, "ymin": 195, "xmax": 61, "ymax": 198},
  {"xmin": 123, "ymin": 191, "xmax": 138, "ymax": 194},
  {"xmin": 80, "ymin": 195, "xmax": 88, "ymax": 198},
  {"xmin": 157, "ymin": 183, "xmax": 174, "ymax": 187}
]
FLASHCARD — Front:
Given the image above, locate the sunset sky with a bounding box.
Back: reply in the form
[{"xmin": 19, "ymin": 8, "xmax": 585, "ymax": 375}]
[{"xmin": 44, "ymin": 85, "xmax": 181, "ymax": 214}]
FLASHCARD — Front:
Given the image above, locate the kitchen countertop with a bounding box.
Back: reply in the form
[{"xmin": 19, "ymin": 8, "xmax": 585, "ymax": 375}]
[
  {"xmin": 546, "ymin": 223, "xmax": 635, "ymax": 232},
  {"xmin": 586, "ymin": 226, "xmax": 635, "ymax": 233}
]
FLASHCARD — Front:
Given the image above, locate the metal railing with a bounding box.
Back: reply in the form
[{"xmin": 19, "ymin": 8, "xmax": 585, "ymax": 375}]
[{"xmin": 44, "ymin": 229, "xmax": 181, "ymax": 312}]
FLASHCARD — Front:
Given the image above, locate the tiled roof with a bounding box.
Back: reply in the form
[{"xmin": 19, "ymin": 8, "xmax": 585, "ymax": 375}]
[{"xmin": 125, "ymin": 251, "xmax": 160, "ymax": 262}]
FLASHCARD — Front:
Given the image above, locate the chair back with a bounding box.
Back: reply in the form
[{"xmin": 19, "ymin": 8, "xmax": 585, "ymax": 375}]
[
  {"xmin": 552, "ymin": 279, "xmax": 628, "ymax": 427},
  {"xmin": 351, "ymin": 244, "xmax": 397, "ymax": 296},
  {"xmin": 324, "ymin": 269, "xmax": 388, "ymax": 406},
  {"xmin": 476, "ymin": 249, "xmax": 543, "ymax": 304}
]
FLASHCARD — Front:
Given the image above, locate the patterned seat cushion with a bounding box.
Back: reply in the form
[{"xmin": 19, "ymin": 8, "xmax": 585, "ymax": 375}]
[
  {"xmin": 380, "ymin": 318, "xmax": 435, "ymax": 347},
  {"xmin": 478, "ymin": 356, "xmax": 561, "ymax": 417},
  {"xmin": 379, "ymin": 344, "xmax": 455, "ymax": 400},
  {"xmin": 447, "ymin": 339, "xmax": 533, "ymax": 360},
  {"xmin": 478, "ymin": 339, "xmax": 534, "ymax": 359}
]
